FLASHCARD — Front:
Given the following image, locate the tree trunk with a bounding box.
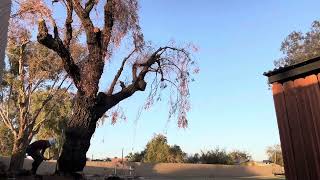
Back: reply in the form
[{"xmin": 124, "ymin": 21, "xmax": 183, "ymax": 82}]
[
  {"xmin": 57, "ymin": 94, "xmax": 99, "ymax": 173},
  {"xmin": 56, "ymin": 84, "xmax": 140, "ymax": 173},
  {"xmin": 9, "ymin": 133, "xmax": 29, "ymax": 172}
]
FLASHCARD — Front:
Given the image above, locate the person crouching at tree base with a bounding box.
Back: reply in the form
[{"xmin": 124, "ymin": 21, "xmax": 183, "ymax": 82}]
[{"xmin": 26, "ymin": 138, "xmax": 56, "ymax": 175}]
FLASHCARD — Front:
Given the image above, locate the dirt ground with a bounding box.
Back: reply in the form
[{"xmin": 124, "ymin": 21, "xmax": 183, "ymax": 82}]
[
  {"xmin": 141, "ymin": 177, "xmax": 285, "ymax": 180},
  {"xmin": 0, "ymin": 157, "xmax": 285, "ymax": 180},
  {"xmin": 0, "ymin": 175, "xmax": 286, "ymax": 180},
  {"xmin": 2, "ymin": 173, "xmax": 284, "ymax": 180}
]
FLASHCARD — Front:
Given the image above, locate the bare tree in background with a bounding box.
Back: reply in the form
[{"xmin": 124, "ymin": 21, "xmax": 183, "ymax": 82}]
[{"xmin": 266, "ymin": 144, "xmax": 284, "ymax": 166}]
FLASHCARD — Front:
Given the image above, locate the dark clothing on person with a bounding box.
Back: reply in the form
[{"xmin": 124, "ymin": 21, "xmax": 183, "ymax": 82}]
[
  {"xmin": 27, "ymin": 140, "xmax": 50, "ymax": 154},
  {"xmin": 26, "ymin": 140, "xmax": 50, "ymax": 175}
]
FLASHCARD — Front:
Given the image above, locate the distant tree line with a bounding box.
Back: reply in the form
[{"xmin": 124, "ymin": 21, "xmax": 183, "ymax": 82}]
[{"xmin": 126, "ymin": 134, "xmax": 252, "ymax": 165}]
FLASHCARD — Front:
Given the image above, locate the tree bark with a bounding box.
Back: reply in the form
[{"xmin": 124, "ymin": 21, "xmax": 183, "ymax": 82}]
[
  {"xmin": 57, "ymin": 93, "xmax": 99, "ymax": 172},
  {"xmin": 9, "ymin": 131, "xmax": 29, "ymax": 171},
  {"xmin": 57, "ymin": 82, "xmax": 145, "ymax": 172}
]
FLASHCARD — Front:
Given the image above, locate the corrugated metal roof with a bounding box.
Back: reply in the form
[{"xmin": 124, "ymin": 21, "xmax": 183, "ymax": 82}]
[{"xmin": 263, "ymin": 56, "xmax": 320, "ymax": 83}]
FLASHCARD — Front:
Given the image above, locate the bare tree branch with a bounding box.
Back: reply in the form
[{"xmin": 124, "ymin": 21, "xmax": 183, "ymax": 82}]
[
  {"xmin": 85, "ymin": 0, "xmax": 95, "ymax": 15},
  {"xmin": 37, "ymin": 19, "xmax": 81, "ymax": 89},
  {"xmin": 0, "ymin": 106, "xmax": 17, "ymax": 136},
  {"xmin": 96, "ymin": 83, "xmax": 138, "ymax": 118},
  {"xmin": 30, "ymin": 77, "xmax": 45, "ymax": 93},
  {"xmin": 132, "ymin": 64, "xmax": 138, "ymax": 81},
  {"xmin": 160, "ymin": 58, "xmax": 183, "ymax": 72},
  {"xmin": 24, "ymin": 80, "xmax": 33, "ymax": 121},
  {"xmin": 6, "ymin": 85, "xmax": 12, "ymax": 119},
  {"xmin": 64, "ymin": 0, "xmax": 73, "ymax": 48},
  {"xmin": 103, "ymin": 0, "xmax": 114, "ymax": 52},
  {"xmin": 18, "ymin": 43, "xmax": 29, "ymax": 130},
  {"xmin": 163, "ymin": 78, "xmax": 178, "ymax": 89},
  {"xmin": 72, "ymin": 0, "xmax": 95, "ymax": 40},
  {"xmin": 95, "ymin": 46, "xmax": 189, "ymax": 119},
  {"xmin": 107, "ymin": 49, "xmax": 135, "ymax": 95}
]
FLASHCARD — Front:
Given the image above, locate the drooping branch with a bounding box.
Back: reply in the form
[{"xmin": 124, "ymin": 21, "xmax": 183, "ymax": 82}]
[
  {"xmin": 96, "ymin": 46, "xmax": 192, "ymax": 120},
  {"xmin": 37, "ymin": 19, "xmax": 81, "ymax": 89},
  {"xmin": 107, "ymin": 49, "xmax": 135, "ymax": 95},
  {"xmin": 96, "ymin": 47, "xmax": 167, "ymax": 116},
  {"xmin": 136, "ymin": 46, "xmax": 191, "ymax": 81},
  {"xmin": 156, "ymin": 60, "xmax": 164, "ymax": 81}
]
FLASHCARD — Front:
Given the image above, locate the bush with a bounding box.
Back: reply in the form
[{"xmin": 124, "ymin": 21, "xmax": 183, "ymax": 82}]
[
  {"xmin": 228, "ymin": 150, "xmax": 251, "ymax": 164},
  {"xmin": 186, "ymin": 153, "xmax": 200, "ymax": 163},
  {"xmin": 128, "ymin": 134, "xmax": 186, "ymax": 163},
  {"xmin": 186, "ymin": 149, "xmax": 251, "ymax": 165},
  {"xmin": 126, "ymin": 151, "xmax": 145, "ymax": 162},
  {"xmin": 199, "ymin": 148, "xmax": 232, "ymax": 165},
  {"xmin": 0, "ymin": 123, "xmax": 13, "ymax": 156}
]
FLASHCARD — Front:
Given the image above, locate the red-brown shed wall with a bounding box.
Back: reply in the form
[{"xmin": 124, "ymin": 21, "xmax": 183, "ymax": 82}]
[{"xmin": 272, "ymin": 74, "xmax": 320, "ymax": 180}]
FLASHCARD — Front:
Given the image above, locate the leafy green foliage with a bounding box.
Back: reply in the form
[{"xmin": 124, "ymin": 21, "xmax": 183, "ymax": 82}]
[
  {"xmin": 34, "ymin": 90, "xmax": 73, "ymax": 159},
  {"xmin": 199, "ymin": 148, "xmax": 232, "ymax": 165},
  {"xmin": 128, "ymin": 134, "xmax": 251, "ymax": 165},
  {"xmin": 127, "ymin": 134, "xmax": 186, "ymax": 163},
  {"xmin": 186, "ymin": 149, "xmax": 251, "ymax": 165},
  {"xmin": 228, "ymin": 150, "xmax": 251, "ymax": 164},
  {"xmin": 167, "ymin": 145, "xmax": 186, "ymax": 163},
  {"xmin": 0, "ymin": 123, "xmax": 13, "ymax": 156},
  {"xmin": 275, "ymin": 21, "xmax": 320, "ymax": 67},
  {"xmin": 126, "ymin": 151, "xmax": 146, "ymax": 162},
  {"xmin": 0, "ymin": 21, "xmax": 74, "ymax": 170},
  {"xmin": 186, "ymin": 153, "xmax": 200, "ymax": 164},
  {"xmin": 1, "ymin": 22, "xmax": 68, "ymax": 134},
  {"xmin": 143, "ymin": 134, "xmax": 171, "ymax": 163}
]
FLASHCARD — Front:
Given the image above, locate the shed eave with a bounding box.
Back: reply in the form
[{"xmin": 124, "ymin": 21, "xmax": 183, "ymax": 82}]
[{"xmin": 264, "ymin": 56, "xmax": 320, "ymax": 83}]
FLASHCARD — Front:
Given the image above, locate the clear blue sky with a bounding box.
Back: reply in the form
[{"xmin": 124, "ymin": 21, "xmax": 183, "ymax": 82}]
[{"xmin": 86, "ymin": 0, "xmax": 320, "ymax": 161}]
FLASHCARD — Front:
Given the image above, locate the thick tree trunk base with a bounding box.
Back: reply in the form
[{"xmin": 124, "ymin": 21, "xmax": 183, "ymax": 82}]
[
  {"xmin": 9, "ymin": 153, "xmax": 25, "ymax": 172},
  {"xmin": 9, "ymin": 137, "xmax": 29, "ymax": 172},
  {"xmin": 57, "ymin": 131, "xmax": 89, "ymax": 172},
  {"xmin": 57, "ymin": 95, "xmax": 98, "ymax": 173}
]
